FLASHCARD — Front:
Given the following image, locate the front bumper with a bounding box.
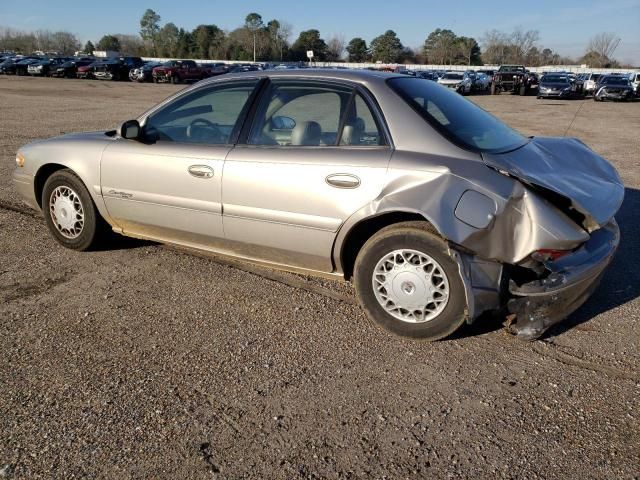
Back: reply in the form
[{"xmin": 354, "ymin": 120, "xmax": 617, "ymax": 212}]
[
  {"xmin": 12, "ymin": 170, "xmax": 39, "ymax": 211},
  {"xmin": 596, "ymin": 90, "xmax": 633, "ymax": 100},
  {"xmin": 94, "ymin": 71, "xmax": 115, "ymax": 80},
  {"xmin": 153, "ymin": 73, "xmax": 171, "ymax": 83},
  {"xmin": 538, "ymin": 89, "xmax": 572, "ymax": 98},
  {"xmin": 506, "ymin": 220, "xmax": 620, "ymax": 340}
]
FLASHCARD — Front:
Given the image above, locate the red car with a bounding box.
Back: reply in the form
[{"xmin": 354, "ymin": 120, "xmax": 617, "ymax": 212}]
[
  {"xmin": 76, "ymin": 61, "xmax": 102, "ymax": 79},
  {"xmin": 152, "ymin": 60, "xmax": 209, "ymax": 84}
]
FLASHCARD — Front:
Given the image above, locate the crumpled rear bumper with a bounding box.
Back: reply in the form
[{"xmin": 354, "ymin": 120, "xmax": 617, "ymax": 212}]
[{"xmin": 506, "ymin": 220, "xmax": 620, "ymax": 340}]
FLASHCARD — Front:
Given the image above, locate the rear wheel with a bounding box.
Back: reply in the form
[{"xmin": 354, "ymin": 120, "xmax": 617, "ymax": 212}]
[
  {"xmin": 42, "ymin": 169, "xmax": 105, "ymax": 251},
  {"xmin": 354, "ymin": 222, "xmax": 467, "ymax": 340}
]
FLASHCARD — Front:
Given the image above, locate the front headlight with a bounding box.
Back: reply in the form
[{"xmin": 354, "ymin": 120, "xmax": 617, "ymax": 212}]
[
  {"xmin": 16, "ymin": 153, "xmax": 25, "ymax": 167},
  {"xmin": 539, "ymin": 86, "xmax": 548, "ymax": 92}
]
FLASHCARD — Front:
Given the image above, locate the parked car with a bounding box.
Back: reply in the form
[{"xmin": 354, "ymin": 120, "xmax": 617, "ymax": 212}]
[
  {"xmin": 476, "ymin": 69, "xmax": 495, "ymax": 84},
  {"xmin": 200, "ymin": 62, "xmax": 229, "ymax": 77},
  {"xmin": 437, "ymin": 71, "xmax": 473, "ymax": 94},
  {"xmin": 594, "ymin": 75, "xmax": 635, "ymax": 101},
  {"xmin": 415, "ymin": 71, "xmax": 438, "ymax": 81},
  {"xmin": 537, "ymin": 73, "xmax": 577, "ymax": 99},
  {"xmin": 51, "ymin": 58, "xmax": 95, "ymax": 78},
  {"xmin": 17, "ymin": 57, "xmax": 45, "ymax": 76},
  {"xmin": 76, "ymin": 60, "xmax": 103, "ymax": 79},
  {"xmin": 227, "ymin": 64, "xmax": 261, "ymax": 74},
  {"xmin": 582, "ymin": 73, "xmax": 602, "ymax": 95},
  {"xmin": 129, "ymin": 61, "xmax": 163, "ymax": 82},
  {"xmin": 473, "ymin": 72, "xmax": 491, "ymax": 91},
  {"xmin": 491, "ymin": 65, "xmax": 535, "ymax": 95},
  {"xmin": 0, "ymin": 57, "xmax": 18, "ymax": 74},
  {"xmin": 628, "ymin": 72, "xmax": 640, "ymax": 97},
  {"xmin": 565, "ymin": 73, "xmax": 584, "ymax": 95},
  {"xmin": 152, "ymin": 60, "xmax": 209, "ymax": 83},
  {"xmin": 27, "ymin": 57, "xmax": 73, "ymax": 76},
  {"xmin": 94, "ymin": 56, "xmax": 144, "ymax": 81},
  {"xmin": 12, "ymin": 70, "xmax": 623, "ymax": 342},
  {"xmin": 2, "ymin": 56, "xmax": 41, "ymax": 75},
  {"xmin": 394, "ymin": 67, "xmax": 416, "ymax": 76}
]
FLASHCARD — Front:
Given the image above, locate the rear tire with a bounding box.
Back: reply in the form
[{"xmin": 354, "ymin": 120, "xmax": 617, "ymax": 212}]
[
  {"xmin": 353, "ymin": 222, "xmax": 467, "ymax": 340},
  {"xmin": 42, "ymin": 169, "xmax": 106, "ymax": 251}
]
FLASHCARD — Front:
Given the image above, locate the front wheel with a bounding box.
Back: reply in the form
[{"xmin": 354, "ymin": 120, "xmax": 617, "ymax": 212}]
[
  {"xmin": 353, "ymin": 222, "xmax": 467, "ymax": 340},
  {"xmin": 42, "ymin": 170, "xmax": 105, "ymax": 251}
]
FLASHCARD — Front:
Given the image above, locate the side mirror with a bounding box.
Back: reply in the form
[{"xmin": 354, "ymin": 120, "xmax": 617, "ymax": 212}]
[{"xmin": 119, "ymin": 120, "xmax": 141, "ymax": 140}]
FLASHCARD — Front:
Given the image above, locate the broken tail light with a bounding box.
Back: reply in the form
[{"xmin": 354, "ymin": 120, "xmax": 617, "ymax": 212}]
[{"xmin": 531, "ymin": 249, "xmax": 571, "ymax": 262}]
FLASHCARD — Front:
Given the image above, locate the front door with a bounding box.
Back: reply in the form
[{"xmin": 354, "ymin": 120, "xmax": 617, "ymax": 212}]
[{"xmin": 101, "ymin": 79, "xmax": 260, "ymax": 248}]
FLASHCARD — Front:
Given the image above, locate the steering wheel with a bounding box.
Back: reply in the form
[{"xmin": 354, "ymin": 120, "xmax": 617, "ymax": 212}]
[{"xmin": 186, "ymin": 118, "xmax": 225, "ymax": 143}]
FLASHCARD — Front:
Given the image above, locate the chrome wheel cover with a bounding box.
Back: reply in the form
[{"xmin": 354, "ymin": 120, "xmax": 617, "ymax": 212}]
[
  {"xmin": 372, "ymin": 249, "xmax": 450, "ymax": 323},
  {"xmin": 49, "ymin": 186, "xmax": 84, "ymax": 239}
]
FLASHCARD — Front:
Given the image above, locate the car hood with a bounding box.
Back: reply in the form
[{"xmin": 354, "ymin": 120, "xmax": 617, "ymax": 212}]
[
  {"xmin": 482, "ymin": 136, "xmax": 624, "ymax": 232},
  {"xmin": 439, "ymin": 78, "xmax": 463, "ymax": 84}
]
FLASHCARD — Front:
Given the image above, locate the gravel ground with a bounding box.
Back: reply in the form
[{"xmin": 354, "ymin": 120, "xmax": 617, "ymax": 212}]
[{"xmin": 0, "ymin": 76, "xmax": 639, "ymax": 479}]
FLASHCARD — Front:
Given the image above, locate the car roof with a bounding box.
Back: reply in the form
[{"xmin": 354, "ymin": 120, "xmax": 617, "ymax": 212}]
[{"xmin": 199, "ymin": 68, "xmax": 403, "ymax": 87}]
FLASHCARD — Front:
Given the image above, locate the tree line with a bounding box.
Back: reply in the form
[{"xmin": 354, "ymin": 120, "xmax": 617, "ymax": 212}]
[{"xmin": 0, "ymin": 10, "xmax": 628, "ymax": 68}]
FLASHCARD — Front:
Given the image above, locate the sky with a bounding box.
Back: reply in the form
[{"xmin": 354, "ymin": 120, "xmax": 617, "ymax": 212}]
[{"xmin": 1, "ymin": 0, "xmax": 639, "ymax": 64}]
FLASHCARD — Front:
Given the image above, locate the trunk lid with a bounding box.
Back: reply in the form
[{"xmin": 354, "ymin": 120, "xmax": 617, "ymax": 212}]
[{"xmin": 482, "ymin": 137, "xmax": 624, "ymax": 232}]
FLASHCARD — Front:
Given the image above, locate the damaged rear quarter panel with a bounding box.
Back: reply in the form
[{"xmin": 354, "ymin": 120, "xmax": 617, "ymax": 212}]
[{"xmin": 355, "ymin": 150, "xmax": 590, "ymax": 265}]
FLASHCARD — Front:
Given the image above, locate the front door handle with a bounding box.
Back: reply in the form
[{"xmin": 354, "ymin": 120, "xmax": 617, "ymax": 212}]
[
  {"xmin": 326, "ymin": 173, "xmax": 360, "ymax": 189},
  {"xmin": 188, "ymin": 165, "xmax": 214, "ymax": 179}
]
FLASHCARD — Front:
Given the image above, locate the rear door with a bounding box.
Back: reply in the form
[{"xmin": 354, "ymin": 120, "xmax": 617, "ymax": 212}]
[{"xmin": 222, "ymin": 79, "xmax": 392, "ymax": 272}]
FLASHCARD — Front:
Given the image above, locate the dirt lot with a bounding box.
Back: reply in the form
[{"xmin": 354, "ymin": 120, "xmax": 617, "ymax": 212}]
[{"xmin": 0, "ymin": 76, "xmax": 639, "ymax": 479}]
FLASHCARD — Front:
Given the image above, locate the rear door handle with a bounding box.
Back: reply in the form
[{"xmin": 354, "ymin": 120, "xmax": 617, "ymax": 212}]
[
  {"xmin": 326, "ymin": 174, "xmax": 360, "ymax": 189},
  {"xmin": 188, "ymin": 165, "xmax": 214, "ymax": 179}
]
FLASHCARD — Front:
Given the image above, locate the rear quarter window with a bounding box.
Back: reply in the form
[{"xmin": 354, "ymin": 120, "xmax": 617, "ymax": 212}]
[{"xmin": 388, "ymin": 77, "xmax": 527, "ymax": 153}]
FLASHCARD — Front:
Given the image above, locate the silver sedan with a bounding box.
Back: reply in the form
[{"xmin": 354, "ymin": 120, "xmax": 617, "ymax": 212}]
[{"xmin": 13, "ymin": 69, "xmax": 624, "ymax": 341}]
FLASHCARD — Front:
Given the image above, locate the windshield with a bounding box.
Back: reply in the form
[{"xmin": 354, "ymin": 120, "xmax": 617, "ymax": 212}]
[
  {"xmin": 541, "ymin": 75, "xmax": 569, "ymax": 83},
  {"xmin": 498, "ymin": 65, "xmax": 525, "ymax": 73},
  {"xmin": 388, "ymin": 77, "xmax": 527, "ymax": 153},
  {"xmin": 603, "ymin": 77, "xmax": 629, "ymax": 85},
  {"xmin": 442, "ymin": 73, "xmax": 463, "ymax": 80}
]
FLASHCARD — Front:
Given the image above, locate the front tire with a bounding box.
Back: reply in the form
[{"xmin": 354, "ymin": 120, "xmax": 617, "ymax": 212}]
[
  {"xmin": 42, "ymin": 170, "xmax": 104, "ymax": 251},
  {"xmin": 353, "ymin": 222, "xmax": 467, "ymax": 340}
]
